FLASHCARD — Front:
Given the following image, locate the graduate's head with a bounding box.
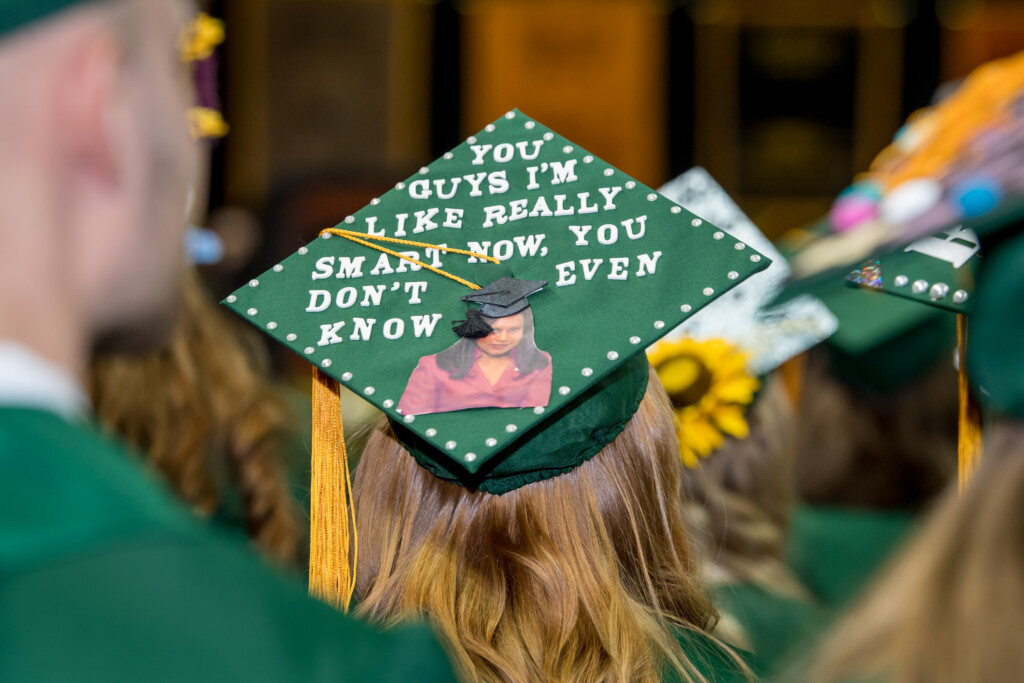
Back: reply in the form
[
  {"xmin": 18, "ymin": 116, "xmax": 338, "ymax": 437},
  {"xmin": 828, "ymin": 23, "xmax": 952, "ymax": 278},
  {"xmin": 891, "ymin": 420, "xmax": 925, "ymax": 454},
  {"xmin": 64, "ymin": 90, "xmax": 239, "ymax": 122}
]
[
  {"xmin": 353, "ymin": 363, "xmax": 732, "ymax": 682},
  {"xmin": 222, "ymin": 111, "xmax": 771, "ymax": 680},
  {"xmin": 474, "ymin": 310, "xmax": 526, "ymax": 357},
  {"xmin": 0, "ymin": 0, "xmax": 198, "ymax": 353}
]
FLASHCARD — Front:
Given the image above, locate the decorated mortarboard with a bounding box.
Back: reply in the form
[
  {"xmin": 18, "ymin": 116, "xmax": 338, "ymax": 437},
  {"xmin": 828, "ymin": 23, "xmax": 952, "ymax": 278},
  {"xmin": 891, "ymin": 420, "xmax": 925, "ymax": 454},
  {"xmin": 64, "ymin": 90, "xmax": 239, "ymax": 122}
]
[
  {"xmin": 845, "ymin": 225, "xmax": 979, "ymax": 314},
  {"xmin": 656, "ymin": 168, "xmax": 837, "ymax": 375},
  {"xmin": 222, "ymin": 109, "xmax": 770, "ymax": 608},
  {"xmin": 777, "ymin": 217, "xmax": 959, "ymax": 395},
  {"xmin": 786, "ymin": 50, "xmax": 1024, "ymax": 281},
  {"xmin": 646, "ymin": 168, "xmax": 837, "ymax": 465}
]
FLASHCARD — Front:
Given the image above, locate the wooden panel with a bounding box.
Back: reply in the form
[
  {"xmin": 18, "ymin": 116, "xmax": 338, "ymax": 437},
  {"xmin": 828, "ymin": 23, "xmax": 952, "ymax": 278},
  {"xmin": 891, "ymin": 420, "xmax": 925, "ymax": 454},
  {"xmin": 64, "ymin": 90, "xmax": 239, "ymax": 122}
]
[
  {"xmin": 462, "ymin": 0, "xmax": 669, "ymax": 187},
  {"xmin": 223, "ymin": 0, "xmax": 434, "ymax": 210}
]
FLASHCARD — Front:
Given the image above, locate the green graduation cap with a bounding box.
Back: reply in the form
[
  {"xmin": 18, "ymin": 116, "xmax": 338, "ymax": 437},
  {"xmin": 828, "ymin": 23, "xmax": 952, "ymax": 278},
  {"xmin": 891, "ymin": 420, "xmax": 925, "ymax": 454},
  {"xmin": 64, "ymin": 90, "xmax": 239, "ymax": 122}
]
[
  {"xmin": 845, "ymin": 225, "xmax": 979, "ymax": 314},
  {"xmin": 223, "ymin": 109, "xmax": 770, "ymax": 608}
]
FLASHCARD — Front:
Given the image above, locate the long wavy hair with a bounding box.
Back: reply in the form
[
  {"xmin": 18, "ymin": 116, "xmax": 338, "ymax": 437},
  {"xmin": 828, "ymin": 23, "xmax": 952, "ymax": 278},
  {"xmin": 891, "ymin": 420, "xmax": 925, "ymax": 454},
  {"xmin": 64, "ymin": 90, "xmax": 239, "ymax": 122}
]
[
  {"xmin": 352, "ymin": 365, "xmax": 750, "ymax": 682},
  {"xmin": 437, "ymin": 306, "xmax": 548, "ymax": 380},
  {"xmin": 800, "ymin": 419, "xmax": 1024, "ymax": 683},
  {"xmin": 89, "ymin": 269, "xmax": 304, "ymax": 567},
  {"xmin": 682, "ymin": 375, "xmax": 810, "ymax": 599}
]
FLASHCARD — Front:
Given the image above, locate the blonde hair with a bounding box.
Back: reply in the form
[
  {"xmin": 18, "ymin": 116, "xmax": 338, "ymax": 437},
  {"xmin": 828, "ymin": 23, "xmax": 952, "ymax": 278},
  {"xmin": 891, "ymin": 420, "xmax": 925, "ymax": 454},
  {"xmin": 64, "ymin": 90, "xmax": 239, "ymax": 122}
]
[
  {"xmin": 352, "ymin": 366, "xmax": 750, "ymax": 682},
  {"xmin": 90, "ymin": 269, "xmax": 304, "ymax": 566},
  {"xmin": 682, "ymin": 375, "xmax": 810, "ymax": 601},
  {"xmin": 801, "ymin": 419, "xmax": 1024, "ymax": 683}
]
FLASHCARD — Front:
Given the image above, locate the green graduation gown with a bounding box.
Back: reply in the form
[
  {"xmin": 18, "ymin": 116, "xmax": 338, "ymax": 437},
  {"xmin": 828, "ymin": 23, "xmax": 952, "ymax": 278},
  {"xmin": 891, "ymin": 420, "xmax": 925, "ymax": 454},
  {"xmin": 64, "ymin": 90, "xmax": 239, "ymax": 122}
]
[
  {"xmin": 0, "ymin": 407, "xmax": 455, "ymax": 682},
  {"xmin": 785, "ymin": 504, "xmax": 916, "ymax": 610}
]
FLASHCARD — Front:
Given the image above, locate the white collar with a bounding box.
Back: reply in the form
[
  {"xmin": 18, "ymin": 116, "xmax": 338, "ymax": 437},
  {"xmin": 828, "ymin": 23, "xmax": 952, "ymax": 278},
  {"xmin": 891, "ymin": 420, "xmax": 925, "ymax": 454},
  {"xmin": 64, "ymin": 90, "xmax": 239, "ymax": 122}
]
[{"xmin": 0, "ymin": 341, "xmax": 90, "ymax": 420}]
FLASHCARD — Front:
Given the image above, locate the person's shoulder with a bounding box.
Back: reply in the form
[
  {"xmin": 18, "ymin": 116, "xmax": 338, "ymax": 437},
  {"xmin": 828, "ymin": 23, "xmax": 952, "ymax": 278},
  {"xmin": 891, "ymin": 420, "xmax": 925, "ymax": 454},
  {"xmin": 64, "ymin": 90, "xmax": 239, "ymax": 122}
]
[
  {"xmin": 0, "ymin": 533, "xmax": 455, "ymax": 682},
  {"xmin": 0, "ymin": 407, "xmax": 197, "ymax": 572}
]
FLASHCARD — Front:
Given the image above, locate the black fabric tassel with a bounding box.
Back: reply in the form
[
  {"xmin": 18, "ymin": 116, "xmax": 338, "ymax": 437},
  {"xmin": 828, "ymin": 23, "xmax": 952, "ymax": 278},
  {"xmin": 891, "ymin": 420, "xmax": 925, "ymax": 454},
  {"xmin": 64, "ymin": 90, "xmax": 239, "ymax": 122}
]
[{"xmin": 452, "ymin": 308, "xmax": 493, "ymax": 339}]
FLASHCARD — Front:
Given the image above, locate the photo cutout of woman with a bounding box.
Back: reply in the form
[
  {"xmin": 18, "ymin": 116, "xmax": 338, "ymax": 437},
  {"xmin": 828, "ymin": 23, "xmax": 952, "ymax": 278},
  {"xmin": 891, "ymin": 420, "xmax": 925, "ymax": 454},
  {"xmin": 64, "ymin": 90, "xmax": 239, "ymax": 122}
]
[{"xmin": 398, "ymin": 279, "xmax": 552, "ymax": 416}]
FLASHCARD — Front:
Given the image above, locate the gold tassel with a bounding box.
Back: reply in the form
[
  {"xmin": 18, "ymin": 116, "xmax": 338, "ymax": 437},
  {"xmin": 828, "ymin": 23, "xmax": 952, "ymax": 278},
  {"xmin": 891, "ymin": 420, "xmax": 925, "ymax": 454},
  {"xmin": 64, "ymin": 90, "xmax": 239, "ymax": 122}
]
[
  {"xmin": 957, "ymin": 314, "xmax": 983, "ymax": 492},
  {"xmin": 309, "ymin": 367, "xmax": 357, "ymax": 611}
]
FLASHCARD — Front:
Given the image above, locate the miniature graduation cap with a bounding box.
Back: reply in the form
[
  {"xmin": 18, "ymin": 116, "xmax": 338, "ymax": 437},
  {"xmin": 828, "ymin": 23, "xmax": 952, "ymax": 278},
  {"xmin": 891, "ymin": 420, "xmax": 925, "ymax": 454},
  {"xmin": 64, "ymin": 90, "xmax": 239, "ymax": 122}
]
[
  {"xmin": 647, "ymin": 168, "xmax": 837, "ymax": 465},
  {"xmin": 223, "ymin": 109, "xmax": 770, "ymax": 609},
  {"xmin": 453, "ymin": 277, "xmax": 546, "ymax": 338}
]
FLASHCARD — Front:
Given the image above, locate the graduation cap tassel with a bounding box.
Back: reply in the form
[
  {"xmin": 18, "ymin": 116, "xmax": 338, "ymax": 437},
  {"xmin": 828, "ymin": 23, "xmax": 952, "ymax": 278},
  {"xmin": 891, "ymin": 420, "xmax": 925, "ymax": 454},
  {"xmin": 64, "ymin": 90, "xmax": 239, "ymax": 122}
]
[
  {"xmin": 309, "ymin": 368, "xmax": 357, "ymax": 611},
  {"xmin": 452, "ymin": 308, "xmax": 494, "ymax": 339},
  {"xmin": 957, "ymin": 314, "xmax": 983, "ymax": 492}
]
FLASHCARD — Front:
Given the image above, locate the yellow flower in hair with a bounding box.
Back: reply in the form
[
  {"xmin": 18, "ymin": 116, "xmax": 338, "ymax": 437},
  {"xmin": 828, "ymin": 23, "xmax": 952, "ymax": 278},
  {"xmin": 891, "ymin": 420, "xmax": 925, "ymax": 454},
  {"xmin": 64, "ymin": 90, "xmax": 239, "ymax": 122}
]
[
  {"xmin": 647, "ymin": 338, "xmax": 759, "ymax": 467},
  {"xmin": 180, "ymin": 12, "xmax": 225, "ymax": 63}
]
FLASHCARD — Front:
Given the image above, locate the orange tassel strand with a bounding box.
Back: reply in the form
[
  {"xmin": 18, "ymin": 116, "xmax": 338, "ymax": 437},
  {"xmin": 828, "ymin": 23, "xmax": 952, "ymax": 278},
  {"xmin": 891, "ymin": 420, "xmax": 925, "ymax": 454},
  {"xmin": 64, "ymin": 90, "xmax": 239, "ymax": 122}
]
[
  {"xmin": 309, "ymin": 368, "xmax": 357, "ymax": 611},
  {"xmin": 957, "ymin": 314, "xmax": 983, "ymax": 492}
]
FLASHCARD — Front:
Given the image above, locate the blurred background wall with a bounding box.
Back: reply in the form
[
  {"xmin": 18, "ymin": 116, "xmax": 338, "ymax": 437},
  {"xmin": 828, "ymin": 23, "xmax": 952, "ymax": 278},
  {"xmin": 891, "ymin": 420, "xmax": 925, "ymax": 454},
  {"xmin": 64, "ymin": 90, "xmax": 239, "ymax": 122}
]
[{"xmin": 197, "ymin": 0, "xmax": 1024, "ymax": 306}]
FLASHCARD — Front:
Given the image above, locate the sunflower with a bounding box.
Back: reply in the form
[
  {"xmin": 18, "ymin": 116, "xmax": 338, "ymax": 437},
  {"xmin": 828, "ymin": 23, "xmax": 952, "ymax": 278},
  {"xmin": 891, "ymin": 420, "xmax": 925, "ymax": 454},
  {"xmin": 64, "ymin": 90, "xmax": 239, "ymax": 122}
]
[{"xmin": 647, "ymin": 337, "xmax": 760, "ymax": 467}]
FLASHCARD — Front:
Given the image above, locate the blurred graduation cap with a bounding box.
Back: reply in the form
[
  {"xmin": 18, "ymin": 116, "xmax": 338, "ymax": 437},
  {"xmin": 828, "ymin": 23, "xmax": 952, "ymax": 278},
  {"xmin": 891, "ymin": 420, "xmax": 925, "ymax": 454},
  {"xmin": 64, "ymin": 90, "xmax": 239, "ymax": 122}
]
[
  {"xmin": 646, "ymin": 168, "xmax": 837, "ymax": 465},
  {"xmin": 780, "ymin": 51, "xmax": 1024, "ymax": 489},
  {"xmin": 223, "ymin": 110, "xmax": 771, "ymax": 609}
]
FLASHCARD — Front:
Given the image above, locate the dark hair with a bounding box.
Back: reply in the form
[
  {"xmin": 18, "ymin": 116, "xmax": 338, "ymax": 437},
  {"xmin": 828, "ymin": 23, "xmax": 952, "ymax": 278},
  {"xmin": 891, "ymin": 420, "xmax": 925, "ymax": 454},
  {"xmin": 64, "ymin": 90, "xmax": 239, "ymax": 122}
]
[{"xmin": 436, "ymin": 306, "xmax": 548, "ymax": 380}]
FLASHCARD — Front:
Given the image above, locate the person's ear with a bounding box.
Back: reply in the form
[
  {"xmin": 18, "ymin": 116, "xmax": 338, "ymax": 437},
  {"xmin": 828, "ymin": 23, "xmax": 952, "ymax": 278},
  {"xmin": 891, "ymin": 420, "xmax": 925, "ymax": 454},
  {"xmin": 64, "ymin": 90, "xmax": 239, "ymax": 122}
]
[{"xmin": 55, "ymin": 28, "xmax": 124, "ymax": 194}]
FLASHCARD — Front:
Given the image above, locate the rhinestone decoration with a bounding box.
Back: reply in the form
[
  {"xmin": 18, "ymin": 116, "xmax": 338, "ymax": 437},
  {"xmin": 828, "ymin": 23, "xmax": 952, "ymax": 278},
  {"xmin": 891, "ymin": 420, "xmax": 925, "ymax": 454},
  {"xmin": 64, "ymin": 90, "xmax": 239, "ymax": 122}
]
[
  {"xmin": 504, "ymin": 111, "xmax": 515, "ymax": 119},
  {"xmin": 846, "ymin": 260, "xmax": 883, "ymax": 289},
  {"xmin": 505, "ymin": 424, "xmax": 517, "ymax": 433},
  {"xmin": 654, "ymin": 320, "xmax": 665, "ymax": 329},
  {"xmin": 681, "ymin": 304, "xmax": 692, "ymax": 313},
  {"xmin": 298, "ymin": 247, "xmax": 308, "ymax": 255},
  {"xmin": 894, "ymin": 275, "xmax": 909, "ymax": 287},
  {"xmin": 558, "ymin": 386, "xmax": 570, "ymax": 396},
  {"xmin": 247, "ymin": 308, "xmax": 258, "ymax": 316},
  {"xmin": 266, "ymin": 322, "xmax": 277, "ymax": 330},
  {"xmin": 342, "ymin": 372, "xmax": 353, "ymax": 381},
  {"xmin": 344, "ymin": 215, "xmax": 355, "ymax": 223},
  {"xmin": 581, "ymin": 367, "xmax": 593, "ymax": 377},
  {"xmin": 286, "ymin": 334, "xmax": 297, "ymax": 341},
  {"xmin": 734, "ymin": 243, "xmax": 746, "ymax": 250},
  {"xmin": 425, "ymin": 428, "xmax": 437, "ymax": 437},
  {"xmin": 727, "ymin": 271, "xmax": 739, "ymax": 280},
  {"xmin": 249, "ymin": 279, "xmax": 259, "ymax": 287},
  {"xmin": 371, "ymin": 197, "xmax": 381, "ymax": 205},
  {"xmin": 692, "ymin": 218, "xmax": 702, "ymax": 227},
  {"xmin": 273, "ymin": 264, "xmax": 284, "ymax": 272},
  {"xmin": 647, "ymin": 193, "xmax": 657, "ymax": 201},
  {"xmin": 485, "ymin": 124, "xmax": 495, "ymax": 132},
  {"xmin": 583, "ymin": 155, "xmax": 594, "ymax": 163},
  {"xmin": 563, "ymin": 145, "xmax": 573, "ymax": 153},
  {"xmin": 671, "ymin": 206, "xmax": 682, "ymax": 214},
  {"xmin": 465, "ymin": 453, "xmax": 477, "ymax": 462},
  {"xmin": 543, "ymin": 132, "xmax": 554, "ymax": 141},
  {"xmin": 304, "ymin": 347, "xmax": 314, "ymax": 354},
  {"xmin": 929, "ymin": 283, "xmax": 950, "ymax": 300},
  {"xmin": 703, "ymin": 287, "xmax": 714, "ymax": 296},
  {"xmin": 445, "ymin": 441, "xmax": 456, "ymax": 450},
  {"xmin": 630, "ymin": 336, "xmax": 641, "ymax": 344},
  {"xmin": 403, "ymin": 415, "xmax": 415, "ymax": 424},
  {"xmin": 912, "ymin": 279, "xmax": 929, "ymax": 294},
  {"xmin": 467, "ymin": 136, "xmax": 477, "ymax": 144},
  {"xmin": 534, "ymin": 406, "xmax": 545, "ymax": 414},
  {"xmin": 486, "ymin": 438, "xmax": 497, "ymax": 447},
  {"xmin": 363, "ymin": 386, "xmax": 375, "ymax": 396},
  {"xmin": 321, "ymin": 359, "xmax": 331, "ymax": 368},
  {"xmin": 750, "ymin": 254, "xmax": 761, "ymax": 263},
  {"xmin": 625, "ymin": 181, "xmax": 636, "ymax": 189},
  {"xmin": 603, "ymin": 168, "xmax": 613, "ymax": 176},
  {"xmin": 713, "ymin": 232, "xmax": 724, "ymax": 240},
  {"xmin": 382, "ymin": 399, "xmax": 394, "ymax": 408},
  {"xmin": 607, "ymin": 351, "xmax": 619, "ymax": 360},
  {"xmin": 226, "ymin": 295, "xmax": 237, "ymax": 303},
  {"xmin": 953, "ymin": 289, "xmax": 969, "ymax": 304}
]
